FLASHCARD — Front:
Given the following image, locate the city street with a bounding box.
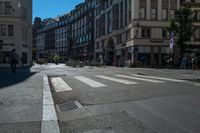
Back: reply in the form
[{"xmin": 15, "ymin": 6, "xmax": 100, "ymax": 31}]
[
  {"xmin": 1, "ymin": 0, "xmax": 200, "ymax": 133},
  {"xmin": 1, "ymin": 64, "xmax": 200, "ymax": 133}
]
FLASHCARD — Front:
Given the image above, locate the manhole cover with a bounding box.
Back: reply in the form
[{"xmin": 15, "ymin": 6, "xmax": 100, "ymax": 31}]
[
  {"xmin": 59, "ymin": 101, "xmax": 82, "ymax": 112},
  {"xmin": 0, "ymin": 101, "xmax": 3, "ymax": 105}
]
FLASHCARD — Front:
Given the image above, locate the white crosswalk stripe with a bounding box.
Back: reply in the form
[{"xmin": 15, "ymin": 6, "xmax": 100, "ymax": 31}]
[
  {"xmin": 74, "ymin": 76, "xmax": 107, "ymax": 88},
  {"xmin": 95, "ymin": 75, "xmax": 138, "ymax": 85},
  {"xmin": 132, "ymin": 74, "xmax": 187, "ymax": 83},
  {"xmin": 51, "ymin": 77, "xmax": 73, "ymax": 92},
  {"xmin": 116, "ymin": 75, "xmax": 165, "ymax": 83}
]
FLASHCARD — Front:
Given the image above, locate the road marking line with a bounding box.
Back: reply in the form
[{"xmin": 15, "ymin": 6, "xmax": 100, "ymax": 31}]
[
  {"xmin": 116, "ymin": 75, "xmax": 165, "ymax": 83},
  {"xmin": 74, "ymin": 100, "xmax": 83, "ymax": 108},
  {"xmin": 51, "ymin": 77, "xmax": 72, "ymax": 92},
  {"xmin": 42, "ymin": 75, "xmax": 60, "ymax": 133},
  {"xmin": 194, "ymin": 83, "xmax": 200, "ymax": 87},
  {"xmin": 75, "ymin": 76, "xmax": 107, "ymax": 88},
  {"xmin": 132, "ymin": 74, "xmax": 187, "ymax": 83},
  {"xmin": 95, "ymin": 75, "xmax": 138, "ymax": 85}
]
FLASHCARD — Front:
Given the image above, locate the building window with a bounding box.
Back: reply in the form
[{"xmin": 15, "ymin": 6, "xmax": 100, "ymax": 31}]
[
  {"xmin": 162, "ymin": 9, "xmax": 167, "ymax": 20},
  {"xmin": 170, "ymin": 10, "xmax": 175, "ymax": 19},
  {"xmin": 126, "ymin": 30, "xmax": 131, "ymax": 40},
  {"xmin": 128, "ymin": 0, "xmax": 132, "ymax": 22},
  {"xmin": 139, "ymin": 8, "xmax": 146, "ymax": 19},
  {"xmin": 117, "ymin": 34, "xmax": 122, "ymax": 44},
  {"xmin": 141, "ymin": 28, "xmax": 151, "ymax": 38},
  {"xmin": 101, "ymin": 40, "xmax": 105, "ymax": 48},
  {"xmin": 194, "ymin": 10, "xmax": 200, "ymax": 22},
  {"xmin": 8, "ymin": 25, "xmax": 14, "ymax": 37},
  {"xmin": 120, "ymin": 1, "xmax": 123, "ymax": 28},
  {"xmin": 194, "ymin": 28, "xmax": 200, "ymax": 41},
  {"xmin": 23, "ymin": 28, "xmax": 27, "ymax": 40},
  {"xmin": 96, "ymin": 42, "xmax": 99, "ymax": 49},
  {"xmin": 4, "ymin": 2, "xmax": 12, "ymax": 15},
  {"xmin": 0, "ymin": 2, "xmax": 3, "ymax": 15},
  {"xmin": 151, "ymin": 8, "xmax": 157, "ymax": 20},
  {"xmin": 147, "ymin": 28, "xmax": 150, "ymax": 38},
  {"xmin": 197, "ymin": 11, "xmax": 200, "ymax": 22},
  {"xmin": 107, "ymin": 11, "xmax": 112, "ymax": 33},
  {"xmin": 162, "ymin": 29, "xmax": 167, "ymax": 39},
  {"xmin": 112, "ymin": 3, "xmax": 119, "ymax": 30},
  {"xmin": 0, "ymin": 24, "xmax": 6, "ymax": 37}
]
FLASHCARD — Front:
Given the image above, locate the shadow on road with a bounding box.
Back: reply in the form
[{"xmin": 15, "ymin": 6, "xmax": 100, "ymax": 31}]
[{"xmin": 0, "ymin": 67, "xmax": 36, "ymax": 88}]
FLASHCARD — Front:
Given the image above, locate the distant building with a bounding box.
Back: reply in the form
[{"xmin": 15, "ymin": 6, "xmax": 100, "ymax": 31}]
[
  {"xmin": 33, "ymin": 17, "xmax": 43, "ymax": 60},
  {"xmin": 55, "ymin": 14, "xmax": 71, "ymax": 61},
  {"xmin": 0, "ymin": 0, "xmax": 32, "ymax": 67},
  {"xmin": 70, "ymin": 0, "xmax": 96, "ymax": 61},
  {"xmin": 35, "ymin": 15, "xmax": 71, "ymax": 62},
  {"xmin": 36, "ymin": 18, "xmax": 58, "ymax": 61},
  {"xmin": 94, "ymin": 0, "xmax": 180, "ymax": 67}
]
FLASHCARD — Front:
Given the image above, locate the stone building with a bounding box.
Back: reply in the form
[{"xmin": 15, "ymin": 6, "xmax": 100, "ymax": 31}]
[
  {"xmin": 0, "ymin": 0, "xmax": 32, "ymax": 67},
  {"xmin": 94, "ymin": 0, "xmax": 180, "ymax": 67},
  {"xmin": 70, "ymin": 0, "xmax": 96, "ymax": 61},
  {"xmin": 36, "ymin": 18, "xmax": 58, "ymax": 61}
]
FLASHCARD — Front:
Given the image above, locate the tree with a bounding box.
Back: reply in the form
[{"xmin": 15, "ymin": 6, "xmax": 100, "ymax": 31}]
[{"xmin": 168, "ymin": 7, "xmax": 194, "ymax": 58}]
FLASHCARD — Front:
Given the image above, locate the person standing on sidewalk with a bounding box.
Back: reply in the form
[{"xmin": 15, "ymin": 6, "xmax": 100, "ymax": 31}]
[
  {"xmin": 10, "ymin": 49, "xmax": 19, "ymax": 73},
  {"xmin": 191, "ymin": 56, "xmax": 198, "ymax": 71}
]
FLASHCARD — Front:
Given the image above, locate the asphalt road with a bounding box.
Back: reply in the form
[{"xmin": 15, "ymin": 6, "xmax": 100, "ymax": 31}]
[
  {"xmin": 0, "ymin": 64, "xmax": 200, "ymax": 133},
  {"xmin": 43, "ymin": 64, "xmax": 200, "ymax": 133}
]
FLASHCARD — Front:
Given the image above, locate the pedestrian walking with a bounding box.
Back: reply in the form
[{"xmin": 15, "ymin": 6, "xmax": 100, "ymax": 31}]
[
  {"xmin": 10, "ymin": 49, "xmax": 19, "ymax": 73},
  {"xmin": 192, "ymin": 56, "xmax": 196, "ymax": 71},
  {"xmin": 119, "ymin": 57, "xmax": 124, "ymax": 67}
]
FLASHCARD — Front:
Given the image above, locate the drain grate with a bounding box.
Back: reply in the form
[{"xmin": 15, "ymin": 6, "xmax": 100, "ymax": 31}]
[{"xmin": 59, "ymin": 101, "xmax": 82, "ymax": 112}]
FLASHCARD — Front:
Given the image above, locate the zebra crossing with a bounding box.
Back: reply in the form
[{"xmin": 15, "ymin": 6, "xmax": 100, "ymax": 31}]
[
  {"xmin": 74, "ymin": 76, "xmax": 107, "ymax": 88},
  {"xmin": 95, "ymin": 75, "xmax": 138, "ymax": 85},
  {"xmin": 50, "ymin": 74, "xmax": 187, "ymax": 92},
  {"xmin": 131, "ymin": 74, "xmax": 187, "ymax": 83}
]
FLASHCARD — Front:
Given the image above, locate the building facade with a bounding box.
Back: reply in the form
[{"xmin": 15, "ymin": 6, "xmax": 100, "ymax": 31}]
[
  {"xmin": 36, "ymin": 15, "xmax": 71, "ymax": 62},
  {"xmin": 36, "ymin": 18, "xmax": 58, "ymax": 61},
  {"xmin": 182, "ymin": 0, "xmax": 200, "ymax": 54},
  {"xmin": 70, "ymin": 0, "xmax": 96, "ymax": 61},
  {"xmin": 94, "ymin": 0, "xmax": 180, "ymax": 67},
  {"xmin": 0, "ymin": 0, "xmax": 32, "ymax": 67},
  {"xmin": 33, "ymin": 17, "xmax": 43, "ymax": 60},
  {"xmin": 55, "ymin": 14, "xmax": 71, "ymax": 61}
]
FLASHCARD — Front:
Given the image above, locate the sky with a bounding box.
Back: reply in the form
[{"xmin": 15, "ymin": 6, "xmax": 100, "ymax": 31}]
[{"xmin": 33, "ymin": 0, "xmax": 83, "ymax": 20}]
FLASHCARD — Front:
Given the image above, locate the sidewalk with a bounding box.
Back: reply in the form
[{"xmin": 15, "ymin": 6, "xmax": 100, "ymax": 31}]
[{"xmin": 0, "ymin": 67, "xmax": 43, "ymax": 133}]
